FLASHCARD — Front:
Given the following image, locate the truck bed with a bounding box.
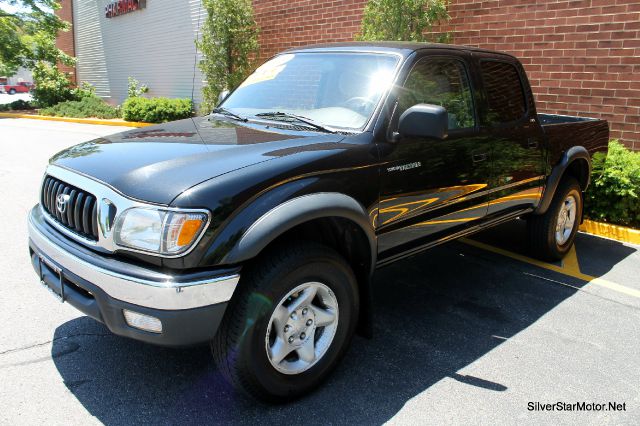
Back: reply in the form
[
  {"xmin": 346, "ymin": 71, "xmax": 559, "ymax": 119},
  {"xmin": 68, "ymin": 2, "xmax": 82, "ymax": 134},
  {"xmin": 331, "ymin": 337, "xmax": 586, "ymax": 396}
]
[{"xmin": 539, "ymin": 113, "xmax": 609, "ymax": 166}]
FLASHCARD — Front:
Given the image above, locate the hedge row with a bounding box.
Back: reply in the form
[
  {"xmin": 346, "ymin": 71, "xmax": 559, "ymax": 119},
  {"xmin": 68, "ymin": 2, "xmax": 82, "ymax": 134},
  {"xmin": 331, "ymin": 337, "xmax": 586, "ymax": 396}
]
[
  {"xmin": 33, "ymin": 96, "xmax": 192, "ymax": 123},
  {"xmin": 40, "ymin": 96, "xmax": 120, "ymax": 119},
  {"xmin": 122, "ymin": 97, "xmax": 193, "ymax": 123},
  {"xmin": 0, "ymin": 99, "xmax": 34, "ymax": 111},
  {"xmin": 584, "ymin": 140, "xmax": 640, "ymax": 228}
]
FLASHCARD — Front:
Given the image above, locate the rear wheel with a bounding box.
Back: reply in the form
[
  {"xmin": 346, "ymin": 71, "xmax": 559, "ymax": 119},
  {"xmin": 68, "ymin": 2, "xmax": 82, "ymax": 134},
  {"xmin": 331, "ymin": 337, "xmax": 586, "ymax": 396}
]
[
  {"xmin": 528, "ymin": 177, "xmax": 582, "ymax": 261},
  {"xmin": 8, "ymin": 88, "xmax": 16, "ymax": 95},
  {"xmin": 212, "ymin": 241, "xmax": 359, "ymax": 402}
]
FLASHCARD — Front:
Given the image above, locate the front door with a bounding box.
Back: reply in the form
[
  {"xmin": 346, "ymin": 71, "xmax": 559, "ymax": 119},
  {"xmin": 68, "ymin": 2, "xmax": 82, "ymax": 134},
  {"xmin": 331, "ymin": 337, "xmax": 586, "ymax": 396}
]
[{"xmin": 377, "ymin": 52, "xmax": 493, "ymax": 262}]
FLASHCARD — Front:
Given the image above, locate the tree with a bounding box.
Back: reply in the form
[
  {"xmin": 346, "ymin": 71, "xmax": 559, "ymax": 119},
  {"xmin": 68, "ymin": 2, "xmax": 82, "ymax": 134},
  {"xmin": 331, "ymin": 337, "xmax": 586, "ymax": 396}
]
[
  {"xmin": 357, "ymin": 0, "xmax": 450, "ymax": 42},
  {"xmin": 1, "ymin": 1, "xmax": 76, "ymax": 106},
  {"xmin": 197, "ymin": 0, "xmax": 259, "ymax": 112},
  {"xmin": 0, "ymin": 0, "xmax": 73, "ymax": 76}
]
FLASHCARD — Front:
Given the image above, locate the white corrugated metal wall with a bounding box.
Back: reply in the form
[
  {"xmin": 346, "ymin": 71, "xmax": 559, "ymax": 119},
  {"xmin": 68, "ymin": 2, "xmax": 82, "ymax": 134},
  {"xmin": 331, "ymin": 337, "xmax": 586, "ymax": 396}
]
[
  {"xmin": 5, "ymin": 68, "xmax": 33, "ymax": 85},
  {"xmin": 73, "ymin": 0, "xmax": 205, "ymax": 108}
]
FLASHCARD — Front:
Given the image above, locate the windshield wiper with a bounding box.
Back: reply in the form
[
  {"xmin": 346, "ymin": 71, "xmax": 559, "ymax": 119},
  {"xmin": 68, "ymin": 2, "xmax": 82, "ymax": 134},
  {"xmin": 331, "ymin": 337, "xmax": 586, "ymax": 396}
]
[
  {"xmin": 254, "ymin": 111, "xmax": 336, "ymax": 133},
  {"xmin": 211, "ymin": 107, "xmax": 248, "ymax": 122}
]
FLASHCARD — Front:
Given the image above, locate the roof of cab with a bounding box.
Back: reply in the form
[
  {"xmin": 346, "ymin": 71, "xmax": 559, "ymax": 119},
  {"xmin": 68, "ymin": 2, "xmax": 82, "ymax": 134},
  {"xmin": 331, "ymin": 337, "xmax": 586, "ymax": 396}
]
[{"xmin": 284, "ymin": 41, "xmax": 516, "ymax": 60}]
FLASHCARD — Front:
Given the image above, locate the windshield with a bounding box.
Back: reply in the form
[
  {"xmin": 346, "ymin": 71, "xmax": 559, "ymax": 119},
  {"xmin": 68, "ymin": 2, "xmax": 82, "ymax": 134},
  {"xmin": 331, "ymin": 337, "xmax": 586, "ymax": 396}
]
[{"xmin": 221, "ymin": 52, "xmax": 400, "ymax": 130}]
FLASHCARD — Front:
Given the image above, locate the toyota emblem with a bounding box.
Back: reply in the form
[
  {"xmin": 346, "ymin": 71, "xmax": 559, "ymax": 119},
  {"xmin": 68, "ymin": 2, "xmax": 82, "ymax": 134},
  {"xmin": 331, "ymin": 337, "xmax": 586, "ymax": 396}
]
[{"xmin": 56, "ymin": 194, "xmax": 71, "ymax": 214}]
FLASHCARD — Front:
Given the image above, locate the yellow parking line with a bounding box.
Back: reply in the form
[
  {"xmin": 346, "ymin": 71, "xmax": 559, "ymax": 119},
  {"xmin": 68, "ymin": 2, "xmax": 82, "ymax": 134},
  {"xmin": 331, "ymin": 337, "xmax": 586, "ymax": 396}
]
[
  {"xmin": 561, "ymin": 245, "xmax": 581, "ymax": 274},
  {"xmin": 460, "ymin": 238, "xmax": 640, "ymax": 299},
  {"xmin": 0, "ymin": 112, "xmax": 152, "ymax": 127},
  {"xmin": 587, "ymin": 277, "xmax": 640, "ymax": 299}
]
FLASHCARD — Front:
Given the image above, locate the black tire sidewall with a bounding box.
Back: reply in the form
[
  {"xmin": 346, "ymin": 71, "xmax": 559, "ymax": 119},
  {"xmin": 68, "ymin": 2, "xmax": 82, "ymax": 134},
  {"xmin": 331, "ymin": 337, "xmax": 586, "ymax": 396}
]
[{"xmin": 238, "ymin": 247, "xmax": 359, "ymax": 399}]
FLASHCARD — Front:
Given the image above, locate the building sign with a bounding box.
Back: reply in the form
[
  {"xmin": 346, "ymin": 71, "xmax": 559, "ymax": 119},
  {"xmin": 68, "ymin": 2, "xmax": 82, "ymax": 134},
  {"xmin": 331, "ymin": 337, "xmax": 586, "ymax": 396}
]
[{"xmin": 105, "ymin": 0, "xmax": 146, "ymax": 18}]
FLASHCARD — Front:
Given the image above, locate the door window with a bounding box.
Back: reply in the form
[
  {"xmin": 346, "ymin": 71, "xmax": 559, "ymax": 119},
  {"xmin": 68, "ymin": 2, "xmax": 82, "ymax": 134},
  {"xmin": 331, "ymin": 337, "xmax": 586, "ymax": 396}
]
[{"xmin": 398, "ymin": 57, "xmax": 475, "ymax": 130}]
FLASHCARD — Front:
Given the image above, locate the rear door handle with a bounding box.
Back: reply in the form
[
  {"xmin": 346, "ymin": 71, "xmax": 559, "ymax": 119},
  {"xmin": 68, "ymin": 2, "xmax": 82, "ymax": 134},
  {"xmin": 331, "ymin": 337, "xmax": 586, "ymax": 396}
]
[
  {"xmin": 528, "ymin": 138, "xmax": 539, "ymax": 149},
  {"xmin": 472, "ymin": 153, "xmax": 488, "ymax": 163}
]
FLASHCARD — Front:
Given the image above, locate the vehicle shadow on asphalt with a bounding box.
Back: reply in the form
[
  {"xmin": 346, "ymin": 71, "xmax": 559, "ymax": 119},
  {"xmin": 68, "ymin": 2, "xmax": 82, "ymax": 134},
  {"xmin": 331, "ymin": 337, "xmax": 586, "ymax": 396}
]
[
  {"xmin": 471, "ymin": 219, "xmax": 638, "ymax": 279},
  {"xmin": 50, "ymin": 223, "xmax": 637, "ymax": 424}
]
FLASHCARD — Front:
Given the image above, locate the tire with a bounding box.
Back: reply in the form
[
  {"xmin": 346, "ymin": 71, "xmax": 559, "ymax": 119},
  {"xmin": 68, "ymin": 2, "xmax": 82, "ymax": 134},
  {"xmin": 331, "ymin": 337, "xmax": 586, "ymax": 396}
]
[
  {"xmin": 528, "ymin": 176, "xmax": 582, "ymax": 261},
  {"xmin": 212, "ymin": 241, "xmax": 359, "ymax": 402},
  {"xmin": 8, "ymin": 89, "xmax": 16, "ymax": 95}
]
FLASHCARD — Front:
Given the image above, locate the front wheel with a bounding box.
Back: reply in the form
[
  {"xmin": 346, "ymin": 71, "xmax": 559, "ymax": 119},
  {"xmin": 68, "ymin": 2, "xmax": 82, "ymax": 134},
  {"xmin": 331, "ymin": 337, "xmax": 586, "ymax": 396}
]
[
  {"xmin": 528, "ymin": 177, "xmax": 583, "ymax": 261},
  {"xmin": 8, "ymin": 89, "xmax": 16, "ymax": 95},
  {"xmin": 212, "ymin": 241, "xmax": 359, "ymax": 402}
]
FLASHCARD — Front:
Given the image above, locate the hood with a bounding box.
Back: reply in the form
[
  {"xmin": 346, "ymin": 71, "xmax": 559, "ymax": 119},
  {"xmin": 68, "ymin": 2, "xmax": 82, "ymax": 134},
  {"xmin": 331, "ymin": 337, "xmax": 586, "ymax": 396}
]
[{"xmin": 50, "ymin": 117, "xmax": 346, "ymax": 205}]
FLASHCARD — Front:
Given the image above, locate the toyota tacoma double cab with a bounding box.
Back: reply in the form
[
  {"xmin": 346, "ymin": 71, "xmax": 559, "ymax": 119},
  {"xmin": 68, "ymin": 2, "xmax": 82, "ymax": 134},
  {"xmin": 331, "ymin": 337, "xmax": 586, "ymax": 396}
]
[{"xmin": 28, "ymin": 42, "xmax": 609, "ymax": 401}]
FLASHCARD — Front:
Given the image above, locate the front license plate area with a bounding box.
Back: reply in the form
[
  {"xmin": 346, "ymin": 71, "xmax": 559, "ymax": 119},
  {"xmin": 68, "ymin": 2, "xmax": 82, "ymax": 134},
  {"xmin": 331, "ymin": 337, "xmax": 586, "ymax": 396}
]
[{"xmin": 38, "ymin": 255, "xmax": 65, "ymax": 303}]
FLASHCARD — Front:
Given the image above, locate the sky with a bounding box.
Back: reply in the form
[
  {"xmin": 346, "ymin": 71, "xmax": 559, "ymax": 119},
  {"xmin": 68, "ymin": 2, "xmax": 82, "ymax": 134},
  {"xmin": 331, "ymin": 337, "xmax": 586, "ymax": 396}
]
[
  {"xmin": 1, "ymin": 2, "xmax": 26, "ymax": 13},
  {"xmin": 0, "ymin": 1, "xmax": 51, "ymax": 14}
]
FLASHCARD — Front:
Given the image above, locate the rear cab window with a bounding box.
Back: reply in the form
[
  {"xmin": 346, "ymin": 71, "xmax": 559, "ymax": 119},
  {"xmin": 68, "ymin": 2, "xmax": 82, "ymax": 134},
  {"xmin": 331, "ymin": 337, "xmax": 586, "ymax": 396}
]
[{"xmin": 479, "ymin": 60, "xmax": 527, "ymax": 125}]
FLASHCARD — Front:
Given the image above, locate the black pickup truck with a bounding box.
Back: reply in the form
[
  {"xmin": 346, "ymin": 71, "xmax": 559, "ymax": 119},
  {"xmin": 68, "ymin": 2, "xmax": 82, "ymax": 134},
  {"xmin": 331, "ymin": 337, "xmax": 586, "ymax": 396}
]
[{"xmin": 28, "ymin": 42, "xmax": 608, "ymax": 401}]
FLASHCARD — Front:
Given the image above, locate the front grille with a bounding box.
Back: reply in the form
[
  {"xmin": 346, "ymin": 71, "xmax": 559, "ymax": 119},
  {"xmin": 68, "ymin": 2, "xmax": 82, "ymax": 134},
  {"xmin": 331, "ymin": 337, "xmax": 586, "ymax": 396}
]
[{"xmin": 41, "ymin": 176, "xmax": 99, "ymax": 241}]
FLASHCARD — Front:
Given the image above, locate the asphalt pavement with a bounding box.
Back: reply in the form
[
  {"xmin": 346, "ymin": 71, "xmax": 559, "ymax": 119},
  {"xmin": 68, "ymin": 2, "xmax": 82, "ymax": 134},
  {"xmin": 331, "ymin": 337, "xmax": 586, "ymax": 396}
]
[{"xmin": 1, "ymin": 117, "xmax": 639, "ymax": 425}]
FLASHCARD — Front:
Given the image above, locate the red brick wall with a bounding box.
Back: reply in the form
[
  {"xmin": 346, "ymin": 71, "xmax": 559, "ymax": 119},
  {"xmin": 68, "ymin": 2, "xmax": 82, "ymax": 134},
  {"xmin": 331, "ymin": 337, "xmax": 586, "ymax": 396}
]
[
  {"xmin": 253, "ymin": 0, "xmax": 368, "ymax": 60},
  {"xmin": 439, "ymin": 0, "xmax": 640, "ymax": 150},
  {"xmin": 55, "ymin": 0, "xmax": 76, "ymax": 83},
  {"xmin": 252, "ymin": 0, "xmax": 640, "ymax": 150},
  {"xmin": 54, "ymin": 0, "xmax": 639, "ymax": 148}
]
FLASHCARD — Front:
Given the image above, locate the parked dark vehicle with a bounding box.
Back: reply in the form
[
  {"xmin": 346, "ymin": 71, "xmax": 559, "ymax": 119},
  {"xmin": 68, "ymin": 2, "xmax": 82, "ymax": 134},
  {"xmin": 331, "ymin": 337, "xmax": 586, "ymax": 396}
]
[{"xmin": 28, "ymin": 42, "xmax": 608, "ymax": 401}]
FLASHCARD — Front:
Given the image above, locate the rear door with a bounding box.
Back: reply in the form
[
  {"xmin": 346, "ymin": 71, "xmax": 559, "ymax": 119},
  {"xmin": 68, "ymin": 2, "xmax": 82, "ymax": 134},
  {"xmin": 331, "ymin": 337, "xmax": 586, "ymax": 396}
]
[
  {"xmin": 377, "ymin": 50, "xmax": 492, "ymax": 261},
  {"xmin": 472, "ymin": 54, "xmax": 546, "ymax": 216}
]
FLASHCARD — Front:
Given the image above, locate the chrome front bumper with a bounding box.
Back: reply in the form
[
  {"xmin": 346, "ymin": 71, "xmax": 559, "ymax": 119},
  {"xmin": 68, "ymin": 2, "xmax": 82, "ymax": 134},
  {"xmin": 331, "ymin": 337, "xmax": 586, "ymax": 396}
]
[{"xmin": 28, "ymin": 206, "xmax": 239, "ymax": 311}]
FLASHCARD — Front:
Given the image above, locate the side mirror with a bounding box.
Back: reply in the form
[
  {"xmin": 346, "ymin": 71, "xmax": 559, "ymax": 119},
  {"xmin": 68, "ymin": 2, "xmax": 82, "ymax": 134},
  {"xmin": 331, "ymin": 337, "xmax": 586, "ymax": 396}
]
[
  {"xmin": 398, "ymin": 104, "xmax": 448, "ymax": 140},
  {"xmin": 217, "ymin": 89, "xmax": 230, "ymax": 105}
]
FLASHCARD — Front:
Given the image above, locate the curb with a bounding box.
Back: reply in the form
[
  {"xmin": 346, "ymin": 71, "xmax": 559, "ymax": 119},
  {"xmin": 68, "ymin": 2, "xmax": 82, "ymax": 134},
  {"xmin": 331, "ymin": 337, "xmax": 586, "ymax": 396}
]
[
  {"xmin": 0, "ymin": 112, "xmax": 153, "ymax": 127},
  {"xmin": 579, "ymin": 219, "xmax": 640, "ymax": 245}
]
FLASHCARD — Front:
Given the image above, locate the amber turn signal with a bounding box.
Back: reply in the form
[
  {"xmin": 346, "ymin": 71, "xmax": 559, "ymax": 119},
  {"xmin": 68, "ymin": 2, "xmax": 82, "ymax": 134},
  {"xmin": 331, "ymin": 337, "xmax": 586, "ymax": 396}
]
[{"xmin": 178, "ymin": 219, "xmax": 205, "ymax": 246}]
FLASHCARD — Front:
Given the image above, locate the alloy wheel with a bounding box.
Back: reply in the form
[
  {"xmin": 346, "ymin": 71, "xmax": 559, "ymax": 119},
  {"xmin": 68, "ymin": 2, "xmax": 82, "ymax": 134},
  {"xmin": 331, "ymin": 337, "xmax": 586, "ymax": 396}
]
[{"xmin": 265, "ymin": 282, "xmax": 339, "ymax": 375}]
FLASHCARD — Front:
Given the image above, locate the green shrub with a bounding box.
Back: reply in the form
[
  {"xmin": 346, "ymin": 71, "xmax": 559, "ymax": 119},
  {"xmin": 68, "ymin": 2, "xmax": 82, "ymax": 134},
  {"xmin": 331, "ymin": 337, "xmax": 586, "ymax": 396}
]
[
  {"xmin": 585, "ymin": 140, "xmax": 640, "ymax": 228},
  {"xmin": 122, "ymin": 97, "xmax": 193, "ymax": 123},
  {"xmin": 197, "ymin": 0, "xmax": 259, "ymax": 111},
  {"xmin": 9, "ymin": 99, "xmax": 34, "ymax": 110},
  {"xmin": 31, "ymin": 62, "xmax": 76, "ymax": 107},
  {"xmin": 127, "ymin": 77, "xmax": 149, "ymax": 98},
  {"xmin": 0, "ymin": 99, "xmax": 34, "ymax": 111},
  {"xmin": 358, "ymin": 0, "xmax": 450, "ymax": 42},
  {"xmin": 70, "ymin": 82, "xmax": 98, "ymax": 100},
  {"xmin": 40, "ymin": 96, "xmax": 120, "ymax": 119}
]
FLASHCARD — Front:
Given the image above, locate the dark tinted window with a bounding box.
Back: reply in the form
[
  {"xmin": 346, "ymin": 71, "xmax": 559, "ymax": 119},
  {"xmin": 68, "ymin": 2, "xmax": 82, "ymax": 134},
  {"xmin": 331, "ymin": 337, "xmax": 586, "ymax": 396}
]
[
  {"xmin": 398, "ymin": 57, "xmax": 475, "ymax": 130},
  {"xmin": 480, "ymin": 60, "xmax": 526, "ymax": 124}
]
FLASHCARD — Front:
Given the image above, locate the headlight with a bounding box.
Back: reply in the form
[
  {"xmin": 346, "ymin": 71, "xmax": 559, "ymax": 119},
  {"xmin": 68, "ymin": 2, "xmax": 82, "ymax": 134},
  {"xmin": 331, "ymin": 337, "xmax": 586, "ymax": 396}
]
[{"xmin": 113, "ymin": 208, "xmax": 209, "ymax": 255}]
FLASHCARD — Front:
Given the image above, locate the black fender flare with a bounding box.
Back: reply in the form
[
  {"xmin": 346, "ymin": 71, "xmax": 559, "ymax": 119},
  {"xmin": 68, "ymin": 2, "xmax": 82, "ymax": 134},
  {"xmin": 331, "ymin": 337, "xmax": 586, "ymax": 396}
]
[
  {"xmin": 535, "ymin": 146, "xmax": 591, "ymax": 215},
  {"xmin": 225, "ymin": 192, "xmax": 378, "ymax": 338},
  {"xmin": 224, "ymin": 192, "xmax": 377, "ymax": 274}
]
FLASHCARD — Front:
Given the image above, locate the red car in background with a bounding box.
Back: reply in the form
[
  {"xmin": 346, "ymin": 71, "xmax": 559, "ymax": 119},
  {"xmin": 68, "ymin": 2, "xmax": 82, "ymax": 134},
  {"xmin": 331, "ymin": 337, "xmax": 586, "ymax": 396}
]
[{"xmin": 0, "ymin": 82, "xmax": 34, "ymax": 94}]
